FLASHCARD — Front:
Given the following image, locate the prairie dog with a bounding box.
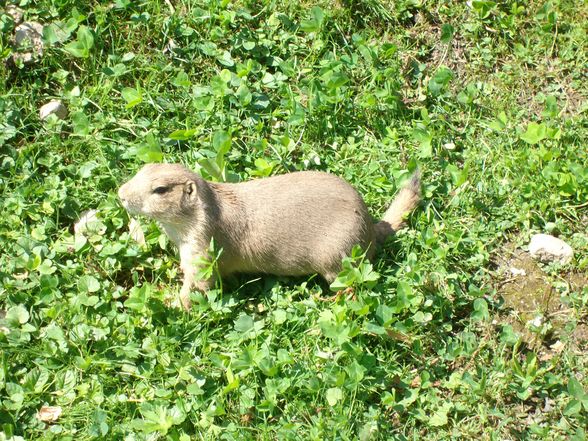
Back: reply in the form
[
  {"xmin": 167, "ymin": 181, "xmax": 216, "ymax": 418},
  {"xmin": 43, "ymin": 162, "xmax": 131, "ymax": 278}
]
[{"xmin": 118, "ymin": 163, "xmax": 421, "ymax": 309}]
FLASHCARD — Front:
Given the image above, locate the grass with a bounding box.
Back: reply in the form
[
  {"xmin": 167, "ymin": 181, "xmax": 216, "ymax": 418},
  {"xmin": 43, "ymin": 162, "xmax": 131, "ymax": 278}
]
[{"xmin": 0, "ymin": 0, "xmax": 587, "ymax": 439}]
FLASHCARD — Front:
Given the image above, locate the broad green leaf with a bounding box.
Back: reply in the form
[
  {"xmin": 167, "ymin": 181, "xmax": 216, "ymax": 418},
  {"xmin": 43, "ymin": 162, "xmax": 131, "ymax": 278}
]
[
  {"xmin": 132, "ymin": 404, "xmax": 184, "ymax": 435},
  {"xmin": 210, "ymin": 75, "xmax": 230, "ymax": 96},
  {"xmin": 567, "ymin": 378, "xmax": 586, "ymax": 399},
  {"xmin": 446, "ymin": 163, "xmax": 468, "ymax": 186},
  {"xmin": 412, "ymin": 126, "xmax": 432, "ymax": 158},
  {"xmin": 326, "ymin": 387, "xmax": 342, "ymax": 406},
  {"xmin": 545, "ymin": 126, "xmax": 561, "ymax": 140},
  {"xmin": 236, "ymin": 84, "xmax": 252, "ymax": 106},
  {"xmin": 457, "ymin": 83, "xmax": 478, "ymax": 105},
  {"xmin": 172, "ymin": 70, "xmax": 191, "ymax": 87},
  {"xmin": 345, "ymin": 360, "xmax": 366, "ymax": 385},
  {"xmin": 288, "ymin": 104, "xmax": 305, "ymax": 125},
  {"xmin": 413, "ymin": 311, "xmax": 433, "ymax": 323},
  {"xmin": 300, "ymin": 6, "xmax": 325, "ymax": 33},
  {"xmin": 44, "ymin": 323, "xmax": 66, "ymax": 342},
  {"xmin": 500, "ymin": 324, "xmax": 520, "ymax": 346},
  {"xmin": 488, "ymin": 111, "xmax": 508, "ymax": 131},
  {"xmin": 168, "ymin": 129, "xmax": 197, "ymax": 141},
  {"xmin": 78, "ymin": 294, "xmax": 99, "ymax": 307},
  {"xmin": 543, "ymin": 95, "xmax": 558, "ymax": 118},
  {"xmin": 375, "ymin": 304, "xmax": 394, "ymax": 326},
  {"xmin": 219, "ymin": 69, "xmax": 232, "ymax": 83},
  {"xmin": 520, "ymin": 122, "xmax": 547, "ymax": 144},
  {"xmin": 124, "ymin": 284, "xmax": 151, "ymax": 311},
  {"xmin": 64, "ymin": 25, "xmax": 94, "ymax": 58},
  {"xmin": 564, "ymin": 399, "xmax": 582, "ymax": 416},
  {"xmin": 234, "ymin": 314, "xmax": 254, "ymax": 333},
  {"xmin": 6, "ymin": 305, "xmax": 29, "ymax": 325},
  {"xmin": 121, "ymin": 87, "xmax": 143, "ymax": 109},
  {"xmin": 428, "ymin": 67, "xmax": 453, "ymax": 96},
  {"xmin": 43, "ymin": 22, "xmax": 71, "ymax": 45},
  {"xmin": 23, "ymin": 367, "xmax": 50, "ymax": 393},
  {"xmin": 242, "ymin": 40, "xmax": 256, "ymax": 50},
  {"xmin": 217, "ymin": 50, "xmax": 234, "ymax": 67},
  {"xmin": 471, "ymin": 298, "xmax": 489, "ymax": 321},
  {"xmin": 272, "ymin": 309, "xmax": 287, "ymax": 324},
  {"xmin": 90, "ymin": 409, "xmax": 109, "ymax": 437},
  {"xmin": 252, "ymin": 93, "xmax": 270, "ymax": 110},
  {"xmin": 392, "ymin": 281, "xmax": 418, "ymax": 313},
  {"xmin": 212, "ymin": 130, "xmax": 231, "ymax": 155},
  {"xmin": 429, "ymin": 403, "xmax": 452, "ymax": 426},
  {"xmin": 571, "ymin": 429, "xmax": 587, "ymax": 441},
  {"xmin": 71, "ymin": 111, "xmax": 90, "ymax": 135},
  {"xmin": 472, "ymin": 1, "xmax": 497, "ymax": 19},
  {"xmin": 250, "ymin": 157, "xmax": 274, "ymax": 177},
  {"xmin": 329, "ymin": 272, "xmax": 355, "ymax": 291},
  {"xmin": 365, "ymin": 322, "xmax": 387, "ymax": 335},
  {"xmin": 134, "ymin": 133, "xmax": 163, "ymax": 163},
  {"xmin": 102, "ymin": 63, "xmax": 128, "ymax": 77},
  {"xmin": 440, "ymin": 24, "xmax": 454, "ymax": 43},
  {"xmin": 74, "ymin": 233, "xmax": 88, "ymax": 251},
  {"xmin": 258, "ymin": 357, "xmax": 278, "ymax": 377},
  {"xmin": 38, "ymin": 259, "xmax": 56, "ymax": 275},
  {"xmin": 194, "ymin": 94, "xmax": 214, "ymax": 111},
  {"xmin": 79, "ymin": 161, "xmax": 98, "ymax": 178},
  {"xmin": 326, "ymin": 72, "xmax": 349, "ymax": 90},
  {"xmin": 78, "ymin": 275, "xmax": 100, "ymax": 293},
  {"xmin": 198, "ymin": 158, "xmax": 221, "ymax": 181}
]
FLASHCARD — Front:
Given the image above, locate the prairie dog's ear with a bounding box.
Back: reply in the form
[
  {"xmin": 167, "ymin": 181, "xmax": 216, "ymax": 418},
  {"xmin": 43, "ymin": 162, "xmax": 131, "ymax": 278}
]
[{"xmin": 184, "ymin": 180, "xmax": 197, "ymax": 200}]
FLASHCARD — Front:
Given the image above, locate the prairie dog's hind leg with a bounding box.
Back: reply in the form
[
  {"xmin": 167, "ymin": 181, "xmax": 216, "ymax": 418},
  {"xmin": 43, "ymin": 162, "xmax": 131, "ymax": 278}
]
[{"xmin": 321, "ymin": 270, "xmax": 340, "ymax": 285}]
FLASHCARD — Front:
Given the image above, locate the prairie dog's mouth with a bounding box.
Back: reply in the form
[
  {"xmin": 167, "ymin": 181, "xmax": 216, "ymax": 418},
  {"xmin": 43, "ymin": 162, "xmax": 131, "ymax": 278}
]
[
  {"xmin": 119, "ymin": 198, "xmax": 142, "ymax": 216},
  {"xmin": 119, "ymin": 198, "xmax": 131, "ymax": 210}
]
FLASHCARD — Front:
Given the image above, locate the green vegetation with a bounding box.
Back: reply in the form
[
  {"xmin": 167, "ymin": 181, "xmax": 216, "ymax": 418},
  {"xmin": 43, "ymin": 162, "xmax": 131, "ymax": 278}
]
[{"xmin": 1, "ymin": 0, "xmax": 587, "ymax": 439}]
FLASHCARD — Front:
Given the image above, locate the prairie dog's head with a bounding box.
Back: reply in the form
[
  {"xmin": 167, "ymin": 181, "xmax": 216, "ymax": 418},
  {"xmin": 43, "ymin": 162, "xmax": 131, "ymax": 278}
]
[{"xmin": 118, "ymin": 163, "xmax": 199, "ymax": 223}]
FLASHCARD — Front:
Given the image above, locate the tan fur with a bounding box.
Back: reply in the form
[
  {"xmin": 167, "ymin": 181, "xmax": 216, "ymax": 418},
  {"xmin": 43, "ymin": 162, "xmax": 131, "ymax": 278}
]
[{"xmin": 118, "ymin": 163, "xmax": 421, "ymax": 310}]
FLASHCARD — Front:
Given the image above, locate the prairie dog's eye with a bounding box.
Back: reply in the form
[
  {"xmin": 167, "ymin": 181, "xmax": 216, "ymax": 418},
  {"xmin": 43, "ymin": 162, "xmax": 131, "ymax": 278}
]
[{"xmin": 152, "ymin": 186, "xmax": 171, "ymax": 195}]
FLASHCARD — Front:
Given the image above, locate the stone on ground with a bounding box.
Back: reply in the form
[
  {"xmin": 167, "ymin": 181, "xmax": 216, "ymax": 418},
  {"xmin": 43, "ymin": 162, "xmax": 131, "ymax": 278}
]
[
  {"xmin": 40, "ymin": 100, "xmax": 68, "ymax": 120},
  {"xmin": 528, "ymin": 234, "xmax": 574, "ymax": 264}
]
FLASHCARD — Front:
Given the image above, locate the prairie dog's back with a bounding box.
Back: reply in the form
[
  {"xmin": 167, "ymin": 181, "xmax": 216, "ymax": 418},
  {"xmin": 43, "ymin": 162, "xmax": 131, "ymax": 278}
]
[{"xmin": 212, "ymin": 171, "xmax": 375, "ymax": 276}]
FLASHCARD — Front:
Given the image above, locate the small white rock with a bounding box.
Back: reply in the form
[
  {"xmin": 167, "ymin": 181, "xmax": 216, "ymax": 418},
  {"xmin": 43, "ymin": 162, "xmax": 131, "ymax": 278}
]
[
  {"xmin": 509, "ymin": 267, "xmax": 527, "ymax": 276},
  {"xmin": 36, "ymin": 405, "xmax": 62, "ymax": 422},
  {"xmin": 0, "ymin": 309, "xmax": 7, "ymax": 334},
  {"xmin": 443, "ymin": 142, "xmax": 456, "ymax": 150},
  {"xmin": 529, "ymin": 315, "xmax": 543, "ymax": 328},
  {"xmin": 74, "ymin": 209, "xmax": 99, "ymax": 235},
  {"xmin": 528, "ymin": 234, "xmax": 574, "ymax": 264},
  {"xmin": 13, "ymin": 21, "xmax": 44, "ymax": 64},
  {"xmin": 39, "ymin": 100, "xmax": 68, "ymax": 120},
  {"xmin": 14, "ymin": 21, "xmax": 44, "ymax": 47},
  {"xmin": 549, "ymin": 340, "xmax": 565, "ymax": 354},
  {"xmin": 6, "ymin": 5, "xmax": 25, "ymax": 24}
]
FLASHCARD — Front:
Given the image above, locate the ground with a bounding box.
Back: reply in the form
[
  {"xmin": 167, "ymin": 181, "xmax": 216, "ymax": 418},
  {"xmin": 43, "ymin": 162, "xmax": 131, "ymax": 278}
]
[{"xmin": 0, "ymin": 1, "xmax": 587, "ymax": 440}]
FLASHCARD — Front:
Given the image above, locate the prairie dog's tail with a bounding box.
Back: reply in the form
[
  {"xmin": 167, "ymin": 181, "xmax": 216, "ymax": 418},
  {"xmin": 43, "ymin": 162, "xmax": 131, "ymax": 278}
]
[{"xmin": 375, "ymin": 171, "xmax": 421, "ymax": 243}]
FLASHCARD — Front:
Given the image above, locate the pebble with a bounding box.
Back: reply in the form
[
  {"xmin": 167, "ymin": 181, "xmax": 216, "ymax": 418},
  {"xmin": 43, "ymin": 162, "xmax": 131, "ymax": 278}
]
[
  {"xmin": 6, "ymin": 5, "xmax": 24, "ymax": 24},
  {"xmin": 39, "ymin": 100, "xmax": 68, "ymax": 120},
  {"xmin": 528, "ymin": 234, "xmax": 574, "ymax": 265},
  {"xmin": 509, "ymin": 267, "xmax": 527, "ymax": 276},
  {"xmin": 13, "ymin": 21, "xmax": 44, "ymax": 64}
]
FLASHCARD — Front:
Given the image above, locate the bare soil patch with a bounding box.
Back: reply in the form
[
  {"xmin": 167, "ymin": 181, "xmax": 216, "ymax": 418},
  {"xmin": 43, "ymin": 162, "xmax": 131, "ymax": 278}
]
[{"xmin": 494, "ymin": 245, "xmax": 588, "ymax": 354}]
